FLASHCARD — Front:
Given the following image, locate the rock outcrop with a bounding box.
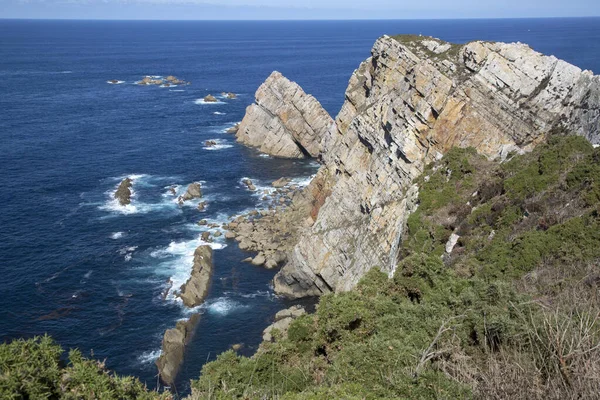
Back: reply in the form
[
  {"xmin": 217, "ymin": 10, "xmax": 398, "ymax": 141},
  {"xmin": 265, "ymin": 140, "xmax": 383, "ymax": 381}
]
[
  {"xmin": 114, "ymin": 178, "xmax": 133, "ymax": 206},
  {"xmin": 262, "ymin": 305, "xmax": 305, "ymax": 342},
  {"xmin": 271, "ymin": 35, "xmax": 600, "ymax": 298},
  {"xmin": 204, "ymin": 95, "xmax": 218, "ymax": 103},
  {"xmin": 236, "ymin": 71, "xmax": 333, "ymax": 158},
  {"xmin": 180, "ymin": 182, "xmax": 202, "ymax": 203},
  {"xmin": 178, "ymin": 245, "xmax": 213, "ymax": 308},
  {"xmin": 156, "ymin": 313, "xmax": 200, "ymax": 385}
]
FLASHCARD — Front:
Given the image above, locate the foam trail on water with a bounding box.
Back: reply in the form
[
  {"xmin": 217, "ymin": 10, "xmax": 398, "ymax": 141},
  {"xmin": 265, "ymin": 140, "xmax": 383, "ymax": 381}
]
[
  {"xmin": 203, "ymin": 139, "xmax": 233, "ymax": 151},
  {"xmin": 107, "ymin": 80, "xmax": 125, "ymax": 84},
  {"xmin": 137, "ymin": 349, "xmax": 161, "ymax": 365},
  {"xmin": 111, "ymin": 232, "xmax": 124, "ymax": 239},
  {"xmin": 213, "ymin": 111, "xmax": 226, "ymax": 115},
  {"xmin": 194, "ymin": 98, "xmax": 225, "ymax": 105}
]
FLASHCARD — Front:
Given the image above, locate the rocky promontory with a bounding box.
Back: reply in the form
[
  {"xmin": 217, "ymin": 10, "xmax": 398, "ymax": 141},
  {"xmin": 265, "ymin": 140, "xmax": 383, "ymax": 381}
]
[
  {"xmin": 114, "ymin": 177, "xmax": 132, "ymax": 206},
  {"xmin": 235, "ymin": 71, "xmax": 333, "ymax": 158},
  {"xmin": 232, "ymin": 35, "xmax": 600, "ymax": 299},
  {"xmin": 178, "ymin": 245, "xmax": 213, "ymax": 308}
]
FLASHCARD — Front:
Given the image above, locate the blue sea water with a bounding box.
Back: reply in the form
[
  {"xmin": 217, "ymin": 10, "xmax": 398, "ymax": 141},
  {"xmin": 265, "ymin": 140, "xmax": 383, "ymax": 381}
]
[{"xmin": 1, "ymin": 18, "xmax": 600, "ymax": 394}]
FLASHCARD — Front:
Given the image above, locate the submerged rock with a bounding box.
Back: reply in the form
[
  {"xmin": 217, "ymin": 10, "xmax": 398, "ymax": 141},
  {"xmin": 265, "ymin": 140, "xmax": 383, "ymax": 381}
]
[
  {"xmin": 178, "ymin": 245, "xmax": 213, "ymax": 308},
  {"xmin": 114, "ymin": 178, "xmax": 133, "ymax": 206},
  {"xmin": 236, "ymin": 71, "xmax": 333, "ymax": 158},
  {"xmin": 156, "ymin": 313, "xmax": 200, "ymax": 385}
]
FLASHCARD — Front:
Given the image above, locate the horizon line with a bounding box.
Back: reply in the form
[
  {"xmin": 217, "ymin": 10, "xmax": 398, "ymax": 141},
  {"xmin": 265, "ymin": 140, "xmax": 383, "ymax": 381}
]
[{"xmin": 2, "ymin": 16, "xmax": 600, "ymax": 22}]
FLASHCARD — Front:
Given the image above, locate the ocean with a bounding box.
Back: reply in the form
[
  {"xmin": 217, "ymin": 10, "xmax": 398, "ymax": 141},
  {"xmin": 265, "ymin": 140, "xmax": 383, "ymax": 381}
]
[{"xmin": 1, "ymin": 18, "xmax": 599, "ymax": 393}]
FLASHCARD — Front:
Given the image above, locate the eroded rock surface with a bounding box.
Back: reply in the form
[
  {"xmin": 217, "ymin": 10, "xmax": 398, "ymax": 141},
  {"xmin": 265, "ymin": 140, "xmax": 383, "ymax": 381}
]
[
  {"xmin": 156, "ymin": 314, "xmax": 200, "ymax": 385},
  {"xmin": 271, "ymin": 35, "xmax": 600, "ymax": 298},
  {"xmin": 236, "ymin": 71, "xmax": 333, "ymax": 158},
  {"xmin": 178, "ymin": 245, "xmax": 213, "ymax": 308},
  {"xmin": 114, "ymin": 178, "xmax": 133, "ymax": 206}
]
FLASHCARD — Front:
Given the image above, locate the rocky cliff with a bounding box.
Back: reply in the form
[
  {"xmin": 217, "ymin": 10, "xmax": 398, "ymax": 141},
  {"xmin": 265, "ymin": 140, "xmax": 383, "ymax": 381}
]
[
  {"xmin": 236, "ymin": 71, "xmax": 333, "ymax": 158},
  {"xmin": 271, "ymin": 35, "xmax": 600, "ymax": 298}
]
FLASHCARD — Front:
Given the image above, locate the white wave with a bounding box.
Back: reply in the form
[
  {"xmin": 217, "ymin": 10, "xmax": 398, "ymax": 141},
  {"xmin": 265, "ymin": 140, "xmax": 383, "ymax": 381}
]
[
  {"xmin": 148, "ymin": 233, "xmax": 226, "ymax": 301},
  {"xmin": 203, "ymin": 139, "xmax": 233, "ymax": 151},
  {"xmin": 258, "ymin": 154, "xmax": 271, "ymax": 158},
  {"xmin": 107, "ymin": 80, "xmax": 125, "ymax": 84},
  {"xmin": 202, "ymin": 297, "xmax": 249, "ymax": 316},
  {"xmin": 137, "ymin": 349, "xmax": 161, "ymax": 365},
  {"xmin": 289, "ymin": 174, "xmax": 316, "ymax": 188},
  {"xmin": 160, "ymin": 84, "xmax": 177, "ymax": 88},
  {"xmin": 61, "ymin": 71, "xmax": 72, "ymax": 74},
  {"xmin": 84, "ymin": 270, "xmax": 93, "ymax": 279},
  {"xmin": 213, "ymin": 111, "xmax": 226, "ymax": 115},
  {"xmin": 194, "ymin": 98, "xmax": 225, "ymax": 105},
  {"xmin": 149, "ymin": 75, "xmax": 162, "ymax": 79},
  {"xmin": 169, "ymin": 89, "xmax": 185, "ymax": 92},
  {"xmin": 110, "ymin": 232, "xmax": 124, "ymax": 239}
]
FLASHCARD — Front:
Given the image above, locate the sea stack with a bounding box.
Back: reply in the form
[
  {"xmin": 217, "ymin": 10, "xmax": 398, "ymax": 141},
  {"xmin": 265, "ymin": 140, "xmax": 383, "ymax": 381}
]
[
  {"xmin": 178, "ymin": 245, "xmax": 213, "ymax": 308},
  {"xmin": 236, "ymin": 71, "xmax": 333, "ymax": 158},
  {"xmin": 114, "ymin": 177, "xmax": 133, "ymax": 206}
]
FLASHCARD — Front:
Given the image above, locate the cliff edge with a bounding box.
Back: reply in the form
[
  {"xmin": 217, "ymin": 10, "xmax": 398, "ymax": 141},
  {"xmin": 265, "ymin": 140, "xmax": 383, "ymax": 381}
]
[{"xmin": 271, "ymin": 35, "xmax": 600, "ymax": 298}]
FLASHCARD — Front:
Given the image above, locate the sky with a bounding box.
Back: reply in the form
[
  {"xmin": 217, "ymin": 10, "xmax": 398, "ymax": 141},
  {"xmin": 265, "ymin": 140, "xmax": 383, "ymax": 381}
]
[{"xmin": 2, "ymin": 0, "xmax": 600, "ymax": 20}]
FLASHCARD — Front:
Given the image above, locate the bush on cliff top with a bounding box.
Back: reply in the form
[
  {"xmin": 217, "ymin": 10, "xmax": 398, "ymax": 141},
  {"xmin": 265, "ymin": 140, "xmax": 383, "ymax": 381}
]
[
  {"xmin": 0, "ymin": 335, "xmax": 168, "ymax": 400},
  {"xmin": 190, "ymin": 135, "xmax": 600, "ymax": 399}
]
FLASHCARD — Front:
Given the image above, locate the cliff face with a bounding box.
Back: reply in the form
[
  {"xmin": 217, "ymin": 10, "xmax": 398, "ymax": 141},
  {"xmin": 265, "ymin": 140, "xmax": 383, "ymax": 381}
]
[
  {"xmin": 236, "ymin": 71, "xmax": 333, "ymax": 158},
  {"xmin": 273, "ymin": 35, "xmax": 600, "ymax": 298}
]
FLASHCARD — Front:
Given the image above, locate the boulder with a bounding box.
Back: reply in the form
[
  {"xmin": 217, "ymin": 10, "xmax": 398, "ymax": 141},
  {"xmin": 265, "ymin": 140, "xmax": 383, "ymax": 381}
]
[
  {"xmin": 204, "ymin": 94, "xmax": 218, "ymax": 103},
  {"xmin": 178, "ymin": 245, "xmax": 213, "ymax": 308},
  {"xmin": 251, "ymin": 253, "xmax": 266, "ymax": 266},
  {"xmin": 114, "ymin": 178, "xmax": 133, "ymax": 206},
  {"xmin": 182, "ymin": 182, "xmax": 202, "ymax": 201},
  {"xmin": 201, "ymin": 231, "xmax": 212, "ymax": 242},
  {"xmin": 197, "ymin": 201, "xmax": 206, "ymax": 211},
  {"xmin": 262, "ymin": 305, "xmax": 306, "ymax": 342},
  {"xmin": 272, "ymin": 177, "xmax": 291, "ymax": 188}
]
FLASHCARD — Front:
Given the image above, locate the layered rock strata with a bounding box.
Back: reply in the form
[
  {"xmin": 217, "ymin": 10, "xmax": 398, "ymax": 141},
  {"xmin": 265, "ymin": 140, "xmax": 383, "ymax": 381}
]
[
  {"xmin": 269, "ymin": 35, "xmax": 600, "ymax": 298},
  {"xmin": 236, "ymin": 71, "xmax": 333, "ymax": 158}
]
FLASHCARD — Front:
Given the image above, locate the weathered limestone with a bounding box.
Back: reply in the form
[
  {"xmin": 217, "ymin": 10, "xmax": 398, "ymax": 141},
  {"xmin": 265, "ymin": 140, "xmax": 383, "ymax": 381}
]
[
  {"xmin": 236, "ymin": 71, "xmax": 333, "ymax": 158},
  {"xmin": 272, "ymin": 35, "xmax": 600, "ymax": 298},
  {"xmin": 178, "ymin": 245, "xmax": 213, "ymax": 308},
  {"xmin": 114, "ymin": 178, "xmax": 132, "ymax": 206}
]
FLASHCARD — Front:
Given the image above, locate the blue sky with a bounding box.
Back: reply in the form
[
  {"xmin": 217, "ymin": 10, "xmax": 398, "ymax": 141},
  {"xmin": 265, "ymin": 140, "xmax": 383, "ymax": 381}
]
[{"xmin": 2, "ymin": 0, "xmax": 600, "ymax": 20}]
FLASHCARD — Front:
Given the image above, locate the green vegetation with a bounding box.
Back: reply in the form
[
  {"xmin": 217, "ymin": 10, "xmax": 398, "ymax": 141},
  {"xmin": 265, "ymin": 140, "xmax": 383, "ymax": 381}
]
[
  {"xmin": 190, "ymin": 135, "xmax": 600, "ymax": 399},
  {"xmin": 3, "ymin": 136, "xmax": 600, "ymax": 399},
  {"xmin": 0, "ymin": 335, "xmax": 168, "ymax": 399}
]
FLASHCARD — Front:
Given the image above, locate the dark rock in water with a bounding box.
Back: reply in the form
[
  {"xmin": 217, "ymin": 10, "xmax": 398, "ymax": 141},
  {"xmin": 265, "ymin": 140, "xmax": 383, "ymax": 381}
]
[
  {"xmin": 201, "ymin": 231, "xmax": 212, "ymax": 242},
  {"xmin": 205, "ymin": 140, "xmax": 217, "ymax": 147},
  {"xmin": 178, "ymin": 245, "xmax": 213, "ymax": 308},
  {"xmin": 114, "ymin": 178, "xmax": 133, "ymax": 206},
  {"xmin": 182, "ymin": 182, "xmax": 202, "ymax": 201},
  {"xmin": 156, "ymin": 313, "xmax": 200, "ymax": 385},
  {"xmin": 226, "ymin": 92, "xmax": 237, "ymax": 99},
  {"xmin": 204, "ymin": 94, "xmax": 218, "ymax": 103},
  {"xmin": 108, "ymin": 79, "xmax": 119, "ymax": 84},
  {"xmin": 197, "ymin": 201, "xmax": 206, "ymax": 211}
]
